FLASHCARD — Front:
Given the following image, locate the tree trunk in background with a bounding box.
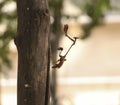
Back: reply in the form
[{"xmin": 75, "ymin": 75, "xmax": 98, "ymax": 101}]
[
  {"xmin": 15, "ymin": 0, "xmax": 50, "ymax": 105},
  {"xmin": 50, "ymin": 0, "xmax": 63, "ymax": 105}
]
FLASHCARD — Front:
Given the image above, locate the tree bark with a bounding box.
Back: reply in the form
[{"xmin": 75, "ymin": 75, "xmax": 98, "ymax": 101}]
[{"xmin": 15, "ymin": 0, "xmax": 50, "ymax": 105}]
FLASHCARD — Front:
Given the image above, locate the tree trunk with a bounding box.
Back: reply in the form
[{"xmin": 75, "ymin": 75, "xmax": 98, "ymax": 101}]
[
  {"xmin": 15, "ymin": 0, "xmax": 50, "ymax": 105},
  {"xmin": 50, "ymin": 1, "xmax": 63, "ymax": 105}
]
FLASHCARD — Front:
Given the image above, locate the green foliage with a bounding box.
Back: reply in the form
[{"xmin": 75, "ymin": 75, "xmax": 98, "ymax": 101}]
[
  {"xmin": 49, "ymin": 0, "xmax": 63, "ymax": 13},
  {"xmin": 0, "ymin": 0, "xmax": 17, "ymax": 73},
  {"xmin": 81, "ymin": 0, "xmax": 111, "ymax": 39},
  {"xmin": 84, "ymin": 0, "xmax": 110, "ymax": 24}
]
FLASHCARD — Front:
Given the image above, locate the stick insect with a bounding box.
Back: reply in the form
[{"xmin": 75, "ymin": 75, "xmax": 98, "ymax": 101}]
[{"xmin": 52, "ymin": 24, "xmax": 79, "ymax": 68}]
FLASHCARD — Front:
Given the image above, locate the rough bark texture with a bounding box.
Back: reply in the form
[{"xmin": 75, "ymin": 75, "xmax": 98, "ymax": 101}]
[{"xmin": 15, "ymin": 0, "xmax": 50, "ymax": 105}]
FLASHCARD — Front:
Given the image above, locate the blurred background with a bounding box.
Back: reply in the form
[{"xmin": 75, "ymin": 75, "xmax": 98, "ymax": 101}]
[{"xmin": 0, "ymin": 0, "xmax": 120, "ymax": 105}]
